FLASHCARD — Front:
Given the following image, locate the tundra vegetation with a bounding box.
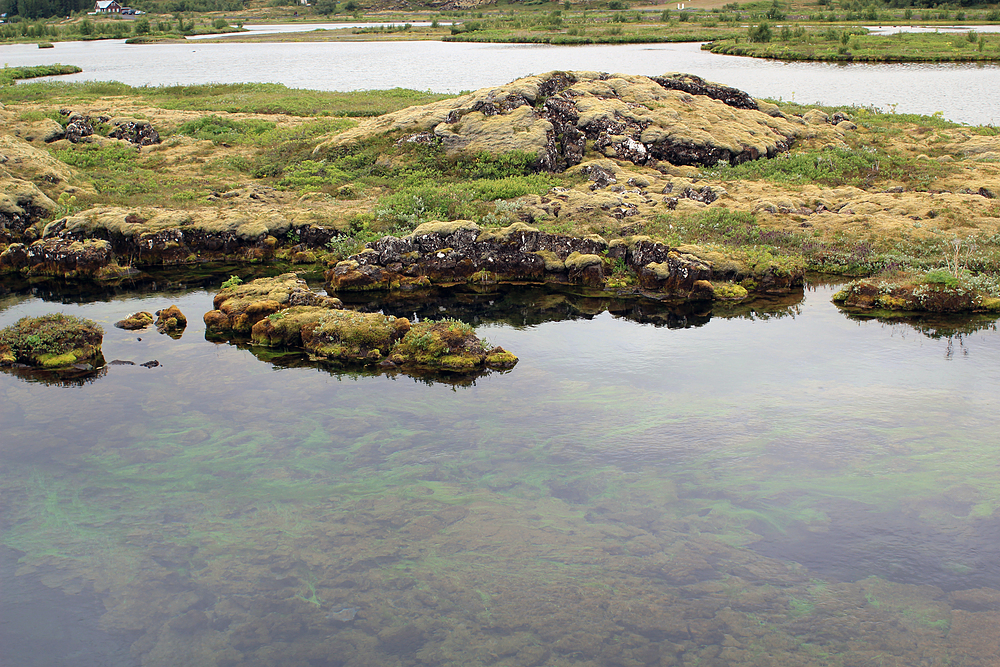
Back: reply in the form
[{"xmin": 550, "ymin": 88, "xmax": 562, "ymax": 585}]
[{"xmin": 2, "ymin": 70, "xmax": 1000, "ymax": 313}]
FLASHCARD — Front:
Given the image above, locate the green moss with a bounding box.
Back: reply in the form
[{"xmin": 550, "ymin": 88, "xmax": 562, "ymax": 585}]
[
  {"xmin": 712, "ymin": 282, "xmax": 749, "ymax": 301},
  {"xmin": 306, "ymin": 310, "xmax": 410, "ymax": 361},
  {"xmin": 0, "ymin": 313, "xmax": 103, "ymax": 369}
]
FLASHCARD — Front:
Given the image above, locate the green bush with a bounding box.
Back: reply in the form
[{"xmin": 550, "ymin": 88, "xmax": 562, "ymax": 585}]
[{"xmin": 748, "ymin": 22, "xmax": 772, "ymax": 43}]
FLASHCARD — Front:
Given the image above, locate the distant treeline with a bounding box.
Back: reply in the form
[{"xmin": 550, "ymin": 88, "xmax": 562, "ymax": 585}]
[
  {"xmin": 1, "ymin": 0, "xmax": 91, "ymax": 20},
  {"xmin": 0, "ymin": 0, "xmax": 241, "ymax": 18}
]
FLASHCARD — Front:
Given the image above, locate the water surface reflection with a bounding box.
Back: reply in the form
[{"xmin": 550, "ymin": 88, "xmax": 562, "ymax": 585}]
[{"xmin": 2, "ymin": 282, "xmax": 1000, "ymax": 666}]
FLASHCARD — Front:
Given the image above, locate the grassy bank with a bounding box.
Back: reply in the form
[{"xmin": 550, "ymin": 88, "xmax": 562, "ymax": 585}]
[
  {"xmin": 707, "ymin": 28, "xmax": 1000, "ymax": 62},
  {"xmin": 3, "ymin": 75, "xmax": 1000, "ymax": 308},
  {"xmin": 0, "ymin": 64, "xmax": 81, "ymax": 85}
]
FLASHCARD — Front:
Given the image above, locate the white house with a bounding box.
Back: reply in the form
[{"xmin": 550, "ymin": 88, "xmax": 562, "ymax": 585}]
[{"xmin": 94, "ymin": 0, "xmax": 122, "ymax": 13}]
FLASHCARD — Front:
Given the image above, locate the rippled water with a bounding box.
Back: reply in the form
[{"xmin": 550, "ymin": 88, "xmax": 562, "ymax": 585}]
[
  {"xmin": 2, "ymin": 38, "xmax": 999, "ymax": 124},
  {"xmin": 2, "ymin": 279, "xmax": 1000, "ymax": 666}
]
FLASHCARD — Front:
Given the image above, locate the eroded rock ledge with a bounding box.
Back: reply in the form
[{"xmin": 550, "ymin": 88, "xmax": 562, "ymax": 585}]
[
  {"xmin": 326, "ymin": 221, "xmax": 804, "ymax": 300},
  {"xmin": 316, "ymin": 71, "xmax": 804, "ymax": 172},
  {"xmin": 203, "ymin": 273, "xmax": 517, "ymax": 374}
]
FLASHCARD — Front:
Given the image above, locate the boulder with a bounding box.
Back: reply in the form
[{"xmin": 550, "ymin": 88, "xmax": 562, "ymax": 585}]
[
  {"xmin": 107, "ymin": 118, "xmax": 161, "ymax": 146},
  {"xmin": 65, "ymin": 115, "xmax": 95, "ymax": 144}
]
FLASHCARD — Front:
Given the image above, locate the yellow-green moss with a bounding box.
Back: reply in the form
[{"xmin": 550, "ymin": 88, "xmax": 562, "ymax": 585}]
[
  {"xmin": 532, "ymin": 250, "xmax": 565, "ymax": 272},
  {"xmin": 711, "ymin": 282, "xmax": 749, "ymax": 301}
]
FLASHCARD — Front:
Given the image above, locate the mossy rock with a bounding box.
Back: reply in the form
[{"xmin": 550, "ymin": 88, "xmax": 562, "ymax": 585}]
[
  {"xmin": 155, "ymin": 305, "xmax": 188, "ymax": 336},
  {"xmin": 204, "ymin": 273, "xmax": 342, "ymax": 334},
  {"xmin": 485, "ymin": 347, "xmax": 519, "ymax": 370},
  {"xmin": 532, "ymin": 250, "xmax": 565, "ymax": 272},
  {"xmin": 115, "ymin": 311, "xmax": 155, "ymax": 330},
  {"xmin": 0, "ymin": 313, "xmax": 103, "ymax": 369},
  {"xmin": 711, "ymin": 282, "xmax": 749, "ymax": 301},
  {"xmin": 981, "ymin": 297, "xmax": 1000, "ymax": 312},
  {"xmin": 389, "ymin": 320, "xmax": 506, "ymax": 372},
  {"xmin": 250, "ymin": 306, "xmax": 330, "ymax": 348},
  {"xmin": 304, "ymin": 310, "xmax": 411, "ymax": 362}
]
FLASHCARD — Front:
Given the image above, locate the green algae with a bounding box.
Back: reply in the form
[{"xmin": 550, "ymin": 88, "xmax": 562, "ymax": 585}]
[{"xmin": 2, "ymin": 284, "xmax": 1000, "ymax": 666}]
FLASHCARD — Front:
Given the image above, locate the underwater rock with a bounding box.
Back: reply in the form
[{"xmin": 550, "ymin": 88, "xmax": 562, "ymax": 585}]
[
  {"xmin": 115, "ymin": 311, "xmax": 154, "ymax": 330},
  {"xmin": 0, "ymin": 313, "xmax": 103, "ymax": 369},
  {"xmin": 326, "ymin": 607, "xmax": 358, "ymax": 622},
  {"xmin": 316, "ymin": 71, "xmax": 801, "ymax": 172}
]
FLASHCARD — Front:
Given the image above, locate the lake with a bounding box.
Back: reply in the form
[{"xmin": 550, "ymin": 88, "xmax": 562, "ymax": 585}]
[
  {"xmin": 1, "ymin": 37, "xmax": 999, "ymax": 124},
  {"xmin": 2, "ymin": 276, "xmax": 1000, "ymax": 666}
]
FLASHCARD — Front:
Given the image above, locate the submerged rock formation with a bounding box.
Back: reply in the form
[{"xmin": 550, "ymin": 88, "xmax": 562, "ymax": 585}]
[
  {"xmin": 316, "ymin": 71, "xmax": 803, "ymax": 172},
  {"xmin": 326, "ymin": 221, "xmax": 804, "ymax": 299},
  {"xmin": 204, "ymin": 273, "xmax": 516, "ymax": 373}
]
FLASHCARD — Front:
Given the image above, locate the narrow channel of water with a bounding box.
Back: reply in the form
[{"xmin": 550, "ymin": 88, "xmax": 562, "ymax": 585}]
[{"xmin": 2, "ymin": 280, "xmax": 1000, "ymax": 666}]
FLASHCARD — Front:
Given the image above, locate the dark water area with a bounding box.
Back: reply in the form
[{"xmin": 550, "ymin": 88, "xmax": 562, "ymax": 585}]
[{"xmin": 3, "ymin": 277, "xmax": 1000, "ymax": 666}]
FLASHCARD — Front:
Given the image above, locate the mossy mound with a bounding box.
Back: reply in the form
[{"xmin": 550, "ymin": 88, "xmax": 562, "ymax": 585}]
[
  {"xmin": 303, "ymin": 310, "xmax": 412, "ymax": 362},
  {"xmin": 0, "ymin": 313, "xmax": 103, "ymax": 369},
  {"xmin": 250, "ymin": 305, "xmax": 331, "ymax": 348},
  {"xmin": 389, "ymin": 320, "xmax": 518, "ymax": 372},
  {"xmin": 833, "ymin": 273, "xmax": 992, "ymax": 313},
  {"xmin": 0, "ymin": 134, "xmax": 84, "ymax": 201},
  {"xmin": 209, "ymin": 275, "xmax": 516, "ymax": 374},
  {"xmin": 155, "ymin": 305, "xmax": 187, "ymax": 336},
  {"xmin": 316, "ymin": 71, "xmax": 804, "ymax": 172},
  {"xmin": 204, "ymin": 273, "xmax": 343, "ymax": 334},
  {"xmin": 115, "ymin": 311, "xmax": 154, "ymax": 330}
]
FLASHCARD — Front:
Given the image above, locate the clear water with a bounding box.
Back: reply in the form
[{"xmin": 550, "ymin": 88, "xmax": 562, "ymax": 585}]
[
  {"xmin": 2, "ymin": 279, "xmax": 1000, "ymax": 666},
  {"xmin": 2, "ymin": 39, "xmax": 999, "ymax": 124}
]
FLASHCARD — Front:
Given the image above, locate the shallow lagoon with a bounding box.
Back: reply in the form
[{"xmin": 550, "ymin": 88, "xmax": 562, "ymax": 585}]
[{"xmin": 2, "ymin": 278, "xmax": 1000, "ymax": 666}]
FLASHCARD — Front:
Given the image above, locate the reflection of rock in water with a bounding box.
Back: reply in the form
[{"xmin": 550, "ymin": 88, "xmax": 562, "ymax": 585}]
[
  {"xmin": 343, "ymin": 283, "xmax": 804, "ymax": 330},
  {"xmin": 0, "ymin": 361, "xmax": 107, "ymax": 387},
  {"xmin": 840, "ymin": 309, "xmax": 999, "ymax": 358}
]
